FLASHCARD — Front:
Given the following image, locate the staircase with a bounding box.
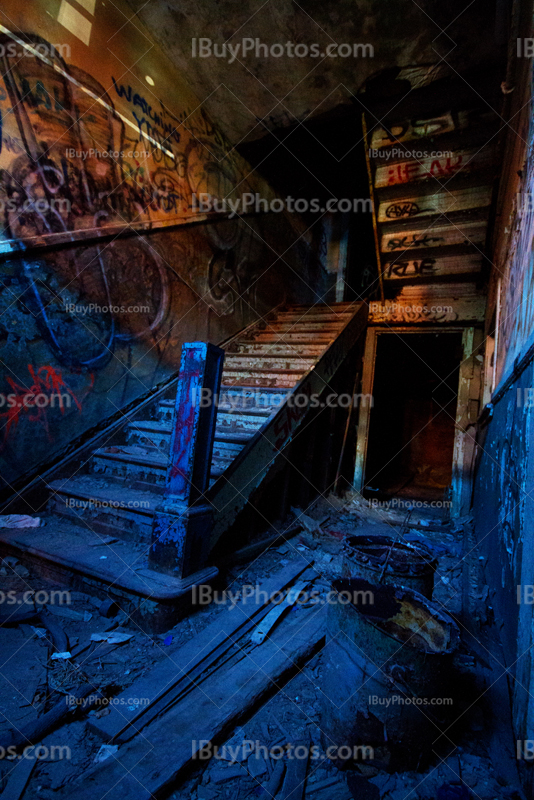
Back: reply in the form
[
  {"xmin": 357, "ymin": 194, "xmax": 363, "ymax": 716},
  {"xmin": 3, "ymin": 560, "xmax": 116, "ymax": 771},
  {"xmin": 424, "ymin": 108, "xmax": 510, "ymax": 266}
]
[
  {"xmin": 362, "ymin": 82, "xmax": 499, "ymax": 316},
  {"xmin": 0, "ymin": 301, "xmax": 367, "ymax": 628}
]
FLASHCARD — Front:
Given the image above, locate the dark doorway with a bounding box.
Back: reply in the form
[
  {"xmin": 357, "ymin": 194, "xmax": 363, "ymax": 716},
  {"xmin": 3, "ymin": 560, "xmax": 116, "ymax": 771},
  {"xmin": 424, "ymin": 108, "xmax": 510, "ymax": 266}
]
[{"xmin": 364, "ymin": 332, "xmax": 463, "ymax": 501}]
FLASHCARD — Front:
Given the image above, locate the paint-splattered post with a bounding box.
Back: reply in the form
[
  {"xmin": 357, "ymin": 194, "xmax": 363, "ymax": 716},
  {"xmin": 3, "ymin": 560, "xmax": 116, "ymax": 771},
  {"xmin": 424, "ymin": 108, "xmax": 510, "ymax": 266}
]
[{"xmin": 150, "ymin": 342, "xmax": 224, "ymax": 579}]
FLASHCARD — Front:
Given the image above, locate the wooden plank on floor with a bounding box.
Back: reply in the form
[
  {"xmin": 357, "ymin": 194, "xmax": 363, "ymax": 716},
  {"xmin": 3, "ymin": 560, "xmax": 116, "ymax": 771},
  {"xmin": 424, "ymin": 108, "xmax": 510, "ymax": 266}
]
[
  {"xmin": 279, "ymin": 737, "xmax": 309, "ymax": 800},
  {"xmin": 89, "ymin": 559, "xmax": 313, "ymax": 742},
  {"xmin": 56, "ymin": 604, "xmax": 326, "ymax": 800}
]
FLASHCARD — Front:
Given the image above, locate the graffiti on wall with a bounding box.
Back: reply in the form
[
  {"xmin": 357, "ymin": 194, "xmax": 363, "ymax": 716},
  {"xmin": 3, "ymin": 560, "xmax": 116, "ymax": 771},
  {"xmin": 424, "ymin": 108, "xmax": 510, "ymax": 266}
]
[
  {"xmin": 0, "ymin": 24, "xmax": 307, "ymax": 486},
  {"xmin": 0, "ymin": 33, "xmax": 273, "ymax": 364},
  {"xmin": 0, "ymin": 364, "xmax": 92, "ymax": 444},
  {"xmin": 0, "ymin": 32, "xmax": 254, "ymax": 243}
]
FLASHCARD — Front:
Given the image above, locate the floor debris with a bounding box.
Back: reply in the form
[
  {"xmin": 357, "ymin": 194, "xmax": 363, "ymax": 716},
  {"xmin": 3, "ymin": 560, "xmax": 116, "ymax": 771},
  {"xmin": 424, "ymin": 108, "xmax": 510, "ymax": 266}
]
[
  {"xmin": 0, "ymin": 516, "xmax": 40, "ymax": 529},
  {"xmin": 0, "ymin": 496, "xmax": 526, "ymax": 800}
]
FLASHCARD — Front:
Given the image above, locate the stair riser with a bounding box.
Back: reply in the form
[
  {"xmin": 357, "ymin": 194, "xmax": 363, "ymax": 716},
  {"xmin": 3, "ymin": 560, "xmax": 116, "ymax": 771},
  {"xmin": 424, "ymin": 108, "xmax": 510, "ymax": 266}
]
[
  {"xmin": 91, "ymin": 455, "xmax": 166, "ymax": 485},
  {"xmin": 247, "ymin": 333, "xmax": 334, "ymax": 343},
  {"xmin": 127, "ymin": 428, "xmax": 170, "ymax": 452},
  {"xmin": 223, "ymin": 369, "xmax": 306, "ymax": 380},
  {"xmin": 155, "ymin": 403, "xmax": 174, "ymax": 423},
  {"xmin": 135, "ymin": 417, "xmax": 263, "ymax": 438},
  {"xmin": 225, "ymin": 356, "xmax": 316, "ymax": 371},
  {"xmin": 215, "ymin": 414, "xmax": 268, "ymax": 434},
  {"xmin": 156, "ymin": 402, "xmax": 174, "ymax": 423},
  {"xmin": 49, "ymin": 495, "xmax": 153, "ymax": 542},
  {"xmin": 128, "ymin": 420, "xmax": 259, "ymax": 449},
  {"xmin": 91, "ymin": 453, "xmax": 234, "ymax": 484},
  {"xmin": 156, "ymin": 404, "xmax": 274, "ymax": 425},
  {"xmin": 219, "ymin": 387, "xmax": 288, "ymax": 406},
  {"xmin": 212, "ymin": 441, "xmax": 244, "ymax": 460},
  {"xmin": 124, "ymin": 438, "xmax": 245, "ymax": 462},
  {"xmin": 157, "ymin": 392, "xmax": 285, "ymax": 421},
  {"xmin": 252, "ymin": 324, "xmax": 342, "ymax": 333},
  {"xmin": 275, "ymin": 313, "xmax": 353, "ymax": 323},
  {"xmin": 222, "ymin": 374, "xmax": 301, "ymax": 389},
  {"xmin": 228, "ymin": 343, "xmax": 324, "ymax": 357}
]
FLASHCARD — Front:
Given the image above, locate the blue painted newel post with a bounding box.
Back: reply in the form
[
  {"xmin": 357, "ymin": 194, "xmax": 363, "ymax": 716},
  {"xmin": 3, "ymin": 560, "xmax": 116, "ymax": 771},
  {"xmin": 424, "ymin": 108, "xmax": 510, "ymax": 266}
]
[{"xmin": 149, "ymin": 342, "xmax": 224, "ymax": 579}]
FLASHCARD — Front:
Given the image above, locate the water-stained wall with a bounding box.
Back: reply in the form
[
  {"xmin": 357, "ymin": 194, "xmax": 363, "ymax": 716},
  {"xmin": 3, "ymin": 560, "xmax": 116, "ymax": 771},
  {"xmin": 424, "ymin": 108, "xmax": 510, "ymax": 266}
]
[{"xmin": 0, "ymin": 0, "xmax": 318, "ymax": 492}]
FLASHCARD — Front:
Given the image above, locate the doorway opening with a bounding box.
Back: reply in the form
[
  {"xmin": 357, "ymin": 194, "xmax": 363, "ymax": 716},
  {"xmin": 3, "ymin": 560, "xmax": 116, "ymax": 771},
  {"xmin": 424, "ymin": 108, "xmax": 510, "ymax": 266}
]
[{"xmin": 363, "ymin": 331, "xmax": 463, "ymax": 502}]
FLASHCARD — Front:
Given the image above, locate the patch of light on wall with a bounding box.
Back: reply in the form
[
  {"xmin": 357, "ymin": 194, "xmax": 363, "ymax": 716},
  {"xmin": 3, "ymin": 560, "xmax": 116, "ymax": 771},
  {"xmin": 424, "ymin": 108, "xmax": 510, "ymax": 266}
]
[{"xmin": 57, "ymin": 0, "xmax": 93, "ymax": 46}]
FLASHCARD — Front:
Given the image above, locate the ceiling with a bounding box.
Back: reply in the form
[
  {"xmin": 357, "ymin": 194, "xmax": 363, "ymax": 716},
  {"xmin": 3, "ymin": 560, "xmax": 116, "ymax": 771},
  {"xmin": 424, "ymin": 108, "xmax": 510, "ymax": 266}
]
[{"xmin": 125, "ymin": 0, "xmax": 507, "ymax": 147}]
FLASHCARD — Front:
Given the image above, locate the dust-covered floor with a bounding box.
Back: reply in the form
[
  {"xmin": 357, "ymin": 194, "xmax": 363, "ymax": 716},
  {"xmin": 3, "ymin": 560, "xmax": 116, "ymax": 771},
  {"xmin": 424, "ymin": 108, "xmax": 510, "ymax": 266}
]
[{"xmin": 0, "ymin": 493, "xmax": 526, "ymax": 799}]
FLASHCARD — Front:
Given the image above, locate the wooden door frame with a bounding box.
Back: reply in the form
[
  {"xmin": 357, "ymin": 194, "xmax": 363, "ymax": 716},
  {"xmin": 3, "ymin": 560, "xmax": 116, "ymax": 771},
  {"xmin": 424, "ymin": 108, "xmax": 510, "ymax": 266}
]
[{"xmin": 353, "ymin": 325, "xmax": 482, "ymax": 517}]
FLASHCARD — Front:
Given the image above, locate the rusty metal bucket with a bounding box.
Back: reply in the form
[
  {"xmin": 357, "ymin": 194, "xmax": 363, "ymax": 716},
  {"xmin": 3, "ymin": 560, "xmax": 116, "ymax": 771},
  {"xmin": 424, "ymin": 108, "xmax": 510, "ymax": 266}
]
[
  {"xmin": 342, "ymin": 535, "xmax": 436, "ymax": 598},
  {"xmin": 320, "ymin": 577, "xmax": 460, "ymax": 772}
]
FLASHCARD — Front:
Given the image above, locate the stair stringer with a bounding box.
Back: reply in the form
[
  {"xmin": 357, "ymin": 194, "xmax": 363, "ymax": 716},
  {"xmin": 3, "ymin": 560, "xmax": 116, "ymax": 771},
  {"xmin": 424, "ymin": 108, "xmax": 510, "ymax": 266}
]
[{"xmin": 206, "ymin": 302, "xmax": 368, "ymax": 547}]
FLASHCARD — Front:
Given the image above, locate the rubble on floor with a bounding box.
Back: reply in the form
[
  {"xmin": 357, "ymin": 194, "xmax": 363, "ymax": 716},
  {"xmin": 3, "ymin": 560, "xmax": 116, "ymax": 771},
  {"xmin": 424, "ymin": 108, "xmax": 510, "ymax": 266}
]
[{"xmin": 0, "ymin": 492, "xmax": 525, "ymax": 800}]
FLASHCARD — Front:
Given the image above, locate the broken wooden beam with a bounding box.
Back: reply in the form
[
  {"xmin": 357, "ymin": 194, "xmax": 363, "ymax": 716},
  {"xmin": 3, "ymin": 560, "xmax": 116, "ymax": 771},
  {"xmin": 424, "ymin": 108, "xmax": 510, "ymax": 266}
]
[
  {"xmin": 55, "ymin": 604, "xmax": 326, "ymax": 800},
  {"xmin": 89, "ymin": 559, "xmax": 314, "ymax": 743},
  {"xmin": 278, "ymin": 737, "xmax": 309, "ymax": 800},
  {"xmin": 0, "ymin": 684, "xmax": 97, "ymax": 751}
]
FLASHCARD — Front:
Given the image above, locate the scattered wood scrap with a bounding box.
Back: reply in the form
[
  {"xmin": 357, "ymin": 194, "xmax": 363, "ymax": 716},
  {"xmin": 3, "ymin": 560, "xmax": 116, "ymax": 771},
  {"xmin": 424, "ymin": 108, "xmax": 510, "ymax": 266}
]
[
  {"xmin": 250, "ymin": 581, "xmax": 309, "ymax": 645},
  {"xmin": 0, "ymin": 684, "xmax": 96, "ymax": 751},
  {"xmin": 55, "ymin": 602, "xmax": 326, "ymax": 800},
  {"xmin": 278, "ymin": 737, "xmax": 309, "ymax": 800},
  {"xmin": 90, "ymin": 559, "xmax": 315, "ymax": 744},
  {"xmin": 0, "ymin": 757, "xmax": 36, "ymax": 800}
]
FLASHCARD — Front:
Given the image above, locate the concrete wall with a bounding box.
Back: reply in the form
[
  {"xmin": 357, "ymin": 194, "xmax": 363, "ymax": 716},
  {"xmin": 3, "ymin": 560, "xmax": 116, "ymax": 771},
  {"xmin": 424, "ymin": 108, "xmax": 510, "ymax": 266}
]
[
  {"xmin": 0, "ymin": 0, "xmax": 319, "ymax": 493},
  {"xmin": 125, "ymin": 0, "xmax": 503, "ymax": 146}
]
